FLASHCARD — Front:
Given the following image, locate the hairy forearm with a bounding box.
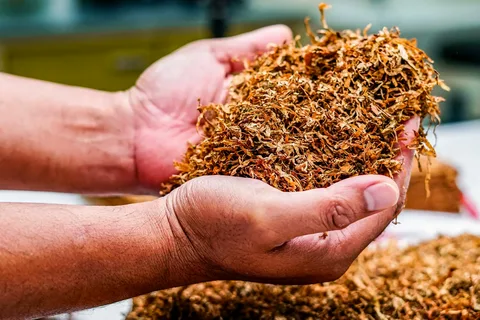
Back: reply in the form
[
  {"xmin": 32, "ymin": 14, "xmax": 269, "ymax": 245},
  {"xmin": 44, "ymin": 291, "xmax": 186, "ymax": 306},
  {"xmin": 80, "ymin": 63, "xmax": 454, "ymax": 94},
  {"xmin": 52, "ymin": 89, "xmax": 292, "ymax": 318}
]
[
  {"xmin": 0, "ymin": 73, "xmax": 135, "ymax": 194},
  {"xmin": 0, "ymin": 200, "xmax": 201, "ymax": 319}
]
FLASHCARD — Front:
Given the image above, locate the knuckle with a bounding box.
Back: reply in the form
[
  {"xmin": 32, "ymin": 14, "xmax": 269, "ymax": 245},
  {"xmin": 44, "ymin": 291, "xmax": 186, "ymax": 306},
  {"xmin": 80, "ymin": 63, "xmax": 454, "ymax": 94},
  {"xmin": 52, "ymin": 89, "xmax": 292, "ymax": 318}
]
[{"xmin": 323, "ymin": 196, "xmax": 358, "ymax": 230}]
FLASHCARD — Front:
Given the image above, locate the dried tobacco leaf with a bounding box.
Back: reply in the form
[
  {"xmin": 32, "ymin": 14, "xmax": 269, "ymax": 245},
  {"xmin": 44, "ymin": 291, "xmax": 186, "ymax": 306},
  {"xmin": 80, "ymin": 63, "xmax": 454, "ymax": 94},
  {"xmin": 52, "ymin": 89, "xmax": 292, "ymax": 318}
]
[
  {"xmin": 126, "ymin": 234, "xmax": 480, "ymax": 319},
  {"xmin": 159, "ymin": 3, "xmax": 448, "ymax": 196}
]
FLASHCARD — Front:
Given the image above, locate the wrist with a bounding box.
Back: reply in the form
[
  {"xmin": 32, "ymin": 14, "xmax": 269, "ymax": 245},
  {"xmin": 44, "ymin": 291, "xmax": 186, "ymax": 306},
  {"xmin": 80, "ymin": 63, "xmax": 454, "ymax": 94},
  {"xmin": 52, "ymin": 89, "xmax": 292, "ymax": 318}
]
[
  {"xmin": 75, "ymin": 89, "xmax": 139, "ymax": 195},
  {"xmin": 64, "ymin": 89, "xmax": 138, "ymax": 195},
  {"xmin": 104, "ymin": 90, "xmax": 138, "ymax": 193},
  {"xmin": 143, "ymin": 197, "xmax": 213, "ymax": 288}
]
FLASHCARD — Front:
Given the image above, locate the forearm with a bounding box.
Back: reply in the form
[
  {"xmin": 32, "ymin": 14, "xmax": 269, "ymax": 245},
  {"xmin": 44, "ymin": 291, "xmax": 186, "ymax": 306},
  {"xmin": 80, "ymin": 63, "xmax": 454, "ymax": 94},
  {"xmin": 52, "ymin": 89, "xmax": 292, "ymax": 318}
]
[
  {"xmin": 0, "ymin": 200, "xmax": 202, "ymax": 319},
  {"xmin": 0, "ymin": 73, "xmax": 135, "ymax": 194}
]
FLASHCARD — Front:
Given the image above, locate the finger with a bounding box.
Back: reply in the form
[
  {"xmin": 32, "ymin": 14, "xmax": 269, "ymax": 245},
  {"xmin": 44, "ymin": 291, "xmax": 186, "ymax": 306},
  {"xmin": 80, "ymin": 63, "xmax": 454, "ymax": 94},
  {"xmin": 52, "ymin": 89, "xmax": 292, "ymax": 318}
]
[
  {"xmin": 255, "ymin": 174, "xmax": 399, "ymax": 248},
  {"xmin": 209, "ymin": 25, "xmax": 293, "ymax": 73},
  {"xmin": 333, "ymin": 117, "xmax": 420, "ymax": 257},
  {"xmin": 393, "ymin": 116, "xmax": 421, "ymax": 213}
]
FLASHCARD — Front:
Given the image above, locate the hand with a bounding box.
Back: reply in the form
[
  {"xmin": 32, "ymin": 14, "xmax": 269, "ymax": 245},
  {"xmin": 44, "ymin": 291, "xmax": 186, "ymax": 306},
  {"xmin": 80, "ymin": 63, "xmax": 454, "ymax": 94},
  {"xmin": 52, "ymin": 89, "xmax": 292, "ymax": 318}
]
[
  {"xmin": 157, "ymin": 119, "xmax": 418, "ymax": 284},
  {"xmin": 127, "ymin": 26, "xmax": 293, "ymax": 192}
]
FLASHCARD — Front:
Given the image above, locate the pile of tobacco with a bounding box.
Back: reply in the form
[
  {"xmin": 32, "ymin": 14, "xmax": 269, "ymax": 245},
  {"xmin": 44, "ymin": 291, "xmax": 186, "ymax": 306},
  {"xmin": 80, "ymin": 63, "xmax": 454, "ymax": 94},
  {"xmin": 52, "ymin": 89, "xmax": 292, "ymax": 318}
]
[
  {"xmin": 405, "ymin": 157, "xmax": 461, "ymax": 213},
  {"xmin": 126, "ymin": 234, "xmax": 480, "ymax": 319},
  {"xmin": 159, "ymin": 3, "xmax": 449, "ymax": 195}
]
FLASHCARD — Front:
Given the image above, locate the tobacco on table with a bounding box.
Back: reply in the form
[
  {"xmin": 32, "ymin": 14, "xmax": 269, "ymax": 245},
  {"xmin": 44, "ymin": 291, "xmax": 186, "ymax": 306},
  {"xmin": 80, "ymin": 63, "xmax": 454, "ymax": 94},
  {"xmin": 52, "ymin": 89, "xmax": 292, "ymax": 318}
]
[{"xmin": 126, "ymin": 234, "xmax": 480, "ymax": 320}]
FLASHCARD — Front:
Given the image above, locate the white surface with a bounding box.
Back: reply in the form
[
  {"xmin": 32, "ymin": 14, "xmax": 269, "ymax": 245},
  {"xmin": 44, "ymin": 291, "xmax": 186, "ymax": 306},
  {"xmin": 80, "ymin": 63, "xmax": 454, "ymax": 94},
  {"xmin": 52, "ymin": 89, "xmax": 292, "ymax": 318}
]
[
  {"xmin": 432, "ymin": 120, "xmax": 480, "ymax": 204},
  {"xmin": 1, "ymin": 120, "xmax": 480, "ymax": 319},
  {"xmin": 50, "ymin": 300, "xmax": 132, "ymax": 320},
  {"xmin": 0, "ymin": 191, "xmax": 89, "ymax": 205},
  {"xmin": 382, "ymin": 209, "xmax": 480, "ymax": 246}
]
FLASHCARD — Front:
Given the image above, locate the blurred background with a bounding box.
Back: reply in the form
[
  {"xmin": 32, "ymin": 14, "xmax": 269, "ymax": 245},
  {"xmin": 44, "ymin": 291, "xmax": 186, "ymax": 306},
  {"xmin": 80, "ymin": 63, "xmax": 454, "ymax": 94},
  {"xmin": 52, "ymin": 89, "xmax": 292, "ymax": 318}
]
[{"xmin": 0, "ymin": 0, "xmax": 480, "ymax": 123}]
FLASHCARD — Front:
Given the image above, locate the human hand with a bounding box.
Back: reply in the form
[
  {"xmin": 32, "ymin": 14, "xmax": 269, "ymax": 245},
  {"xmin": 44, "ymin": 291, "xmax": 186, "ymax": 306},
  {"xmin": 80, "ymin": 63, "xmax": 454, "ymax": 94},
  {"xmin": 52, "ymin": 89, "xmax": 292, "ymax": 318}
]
[
  {"xmin": 157, "ymin": 119, "xmax": 418, "ymax": 284},
  {"xmin": 127, "ymin": 26, "xmax": 293, "ymax": 192}
]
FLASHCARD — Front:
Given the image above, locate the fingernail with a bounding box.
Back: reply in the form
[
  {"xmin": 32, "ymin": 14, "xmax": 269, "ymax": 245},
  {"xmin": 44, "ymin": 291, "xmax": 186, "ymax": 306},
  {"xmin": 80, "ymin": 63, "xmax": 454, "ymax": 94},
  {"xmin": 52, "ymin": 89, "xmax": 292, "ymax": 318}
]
[{"xmin": 364, "ymin": 183, "xmax": 400, "ymax": 211}]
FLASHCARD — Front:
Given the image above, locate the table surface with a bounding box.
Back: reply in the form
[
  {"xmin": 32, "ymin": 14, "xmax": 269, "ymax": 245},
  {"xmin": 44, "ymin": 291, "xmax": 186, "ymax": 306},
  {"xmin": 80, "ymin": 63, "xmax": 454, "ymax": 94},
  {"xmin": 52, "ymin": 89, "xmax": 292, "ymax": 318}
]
[{"xmin": 1, "ymin": 119, "xmax": 479, "ymax": 319}]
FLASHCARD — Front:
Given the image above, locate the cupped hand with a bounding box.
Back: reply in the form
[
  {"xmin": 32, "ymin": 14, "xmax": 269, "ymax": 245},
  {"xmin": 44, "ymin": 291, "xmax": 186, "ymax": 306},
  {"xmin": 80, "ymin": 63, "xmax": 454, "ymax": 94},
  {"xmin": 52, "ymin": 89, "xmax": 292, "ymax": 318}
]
[
  {"xmin": 128, "ymin": 25, "xmax": 293, "ymax": 192},
  {"xmin": 158, "ymin": 118, "xmax": 418, "ymax": 284}
]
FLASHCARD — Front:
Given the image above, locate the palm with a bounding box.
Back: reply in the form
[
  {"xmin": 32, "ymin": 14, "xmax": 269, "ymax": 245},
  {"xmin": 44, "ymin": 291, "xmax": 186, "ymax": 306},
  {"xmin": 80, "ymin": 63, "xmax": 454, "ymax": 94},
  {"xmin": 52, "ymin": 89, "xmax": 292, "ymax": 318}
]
[
  {"xmin": 129, "ymin": 26, "xmax": 293, "ymax": 191},
  {"xmin": 131, "ymin": 45, "xmax": 229, "ymax": 189}
]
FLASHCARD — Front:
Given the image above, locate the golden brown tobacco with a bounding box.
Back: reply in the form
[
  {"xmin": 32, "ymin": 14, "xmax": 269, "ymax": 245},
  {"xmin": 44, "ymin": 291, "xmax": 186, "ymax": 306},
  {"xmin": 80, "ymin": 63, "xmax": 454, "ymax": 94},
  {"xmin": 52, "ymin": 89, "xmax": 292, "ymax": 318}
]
[
  {"xmin": 126, "ymin": 234, "xmax": 480, "ymax": 319},
  {"xmin": 405, "ymin": 157, "xmax": 461, "ymax": 213},
  {"xmin": 159, "ymin": 3, "xmax": 449, "ymax": 196}
]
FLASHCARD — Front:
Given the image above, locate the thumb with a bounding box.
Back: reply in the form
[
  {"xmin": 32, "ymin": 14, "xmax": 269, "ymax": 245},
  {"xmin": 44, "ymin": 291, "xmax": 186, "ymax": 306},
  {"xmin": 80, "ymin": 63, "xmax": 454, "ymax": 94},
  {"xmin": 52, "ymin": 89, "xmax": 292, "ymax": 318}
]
[
  {"xmin": 258, "ymin": 175, "xmax": 400, "ymax": 247},
  {"xmin": 210, "ymin": 24, "xmax": 293, "ymax": 73}
]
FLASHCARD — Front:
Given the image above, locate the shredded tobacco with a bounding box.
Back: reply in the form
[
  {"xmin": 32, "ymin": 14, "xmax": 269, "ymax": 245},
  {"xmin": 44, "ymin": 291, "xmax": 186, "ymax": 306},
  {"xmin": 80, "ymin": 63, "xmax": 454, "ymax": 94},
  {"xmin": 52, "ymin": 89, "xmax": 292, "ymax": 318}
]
[
  {"xmin": 126, "ymin": 234, "xmax": 480, "ymax": 319},
  {"xmin": 159, "ymin": 3, "xmax": 449, "ymax": 196}
]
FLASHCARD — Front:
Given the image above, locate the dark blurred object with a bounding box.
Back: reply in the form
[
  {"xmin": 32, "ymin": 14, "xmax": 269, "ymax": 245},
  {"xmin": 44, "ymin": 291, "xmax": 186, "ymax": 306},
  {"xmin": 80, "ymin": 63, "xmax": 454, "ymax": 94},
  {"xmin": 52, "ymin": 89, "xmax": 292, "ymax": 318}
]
[
  {"xmin": 80, "ymin": 0, "xmax": 167, "ymax": 8},
  {"xmin": 79, "ymin": 0, "xmax": 207, "ymax": 7},
  {"xmin": 448, "ymin": 90, "xmax": 467, "ymax": 123},
  {"xmin": 437, "ymin": 35, "xmax": 480, "ymax": 123},
  {"xmin": 207, "ymin": 0, "xmax": 247, "ymax": 38},
  {"xmin": 208, "ymin": 0, "xmax": 227, "ymax": 38},
  {"xmin": 441, "ymin": 40, "xmax": 480, "ymax": 66}
]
